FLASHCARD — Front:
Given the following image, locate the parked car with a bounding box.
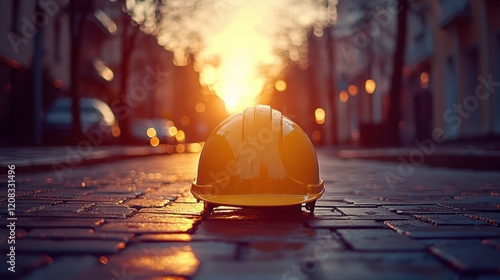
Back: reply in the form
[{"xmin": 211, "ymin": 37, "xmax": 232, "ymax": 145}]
[
  {"xmin": 131, "ymin": 118, "xmax": 176, "ymax": 145},
  {"xmin": 43, "ymin": 97, "xmax": 120, "ymax": 145}
]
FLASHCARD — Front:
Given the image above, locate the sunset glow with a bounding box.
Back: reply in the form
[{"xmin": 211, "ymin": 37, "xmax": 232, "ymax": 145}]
[
  {"xmin": 198, "ymin": 2, "xmax": 278, "ymax": 113},
  {"xmin": 128, "ymin": 0, "xmax": 334, "ymax": 114}
]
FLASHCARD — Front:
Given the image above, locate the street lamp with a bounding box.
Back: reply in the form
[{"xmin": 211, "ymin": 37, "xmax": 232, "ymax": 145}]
[
  {"xmin": 348, "ymin": 85, "xmax": 358, "ymax": 96},
  {"xmin": 365, "ymin": 79, "xmax": 376, "ymax": 94},
  {"xmin": 315, "ymin": 108, "xmax": 326, "ymax": 125},
  {"xmin": 365, "ymin": 79, "xmax": 376, "ymax": 128}
]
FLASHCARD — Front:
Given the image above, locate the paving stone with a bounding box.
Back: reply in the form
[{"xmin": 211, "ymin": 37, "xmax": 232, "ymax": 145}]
[
  {"xmin": 482, "ymin": 238, "xmax": 500, "ymax": 250},
  {"xmin": 439, "ymin": 202, "xmax": 500, "ymax": 212},
  {"xmin": 396, "ymin": 226, "xmax": 500, "ymax": 239},
  {"xmin": 97, "ymin": 221, "xmax": 193, "ymax": 234},
  {"xmin": 87, "ymin": 203, "xmax": 138, "ymax": 218},
  {"xmin": 413, "ymin": 214, "xmax": 491, "ymax": 226},
  {"xmin": 315, "ymin": 251, "xmax": 459, "ymax": 280},
  {"xmin": 318, "ymin": 195, "xmax": 348, "ymax": 201},
  {"xmin": 206, "ymin": 207, "xmax": 310, "ymax": 222},
  {"xmin": 383, "ymin": 220, "xmax": 433, "ymax": 234},
  {"xmin": 382, "ymin": 205, "xmax": 466, "ymax": 215},
  {"xmin": 9, "ymin": 148, "xmax": 500, "ymax": 279},
  {"xmin": 136, "ymin": 233, "xmax": 193, "ymax": 242},
  {"xmin": 313, "ymin": 208, "xmax": 344, "ymax": 218},
  {"xmin": 123, "ymin": 198, "xmax": 170, "ymax": 208},
  {"xmin": 372, "ymin": 194, "xmax": 453, "ymax": 202},
  {"xmin": 307, "ymin": 219, "xmax": 385, "ymax": 229},
  {"xmin": 93, "ymin": 190, "xmax": 144, "ymax": 198},
  {"xmin": 336, "ymin": 207, "xmax": 401, "ymax": 217},
  {"xmin": 195, "ymin": 221, "xmax": 318, "ymax": 242},
  {"xmin": 79, "ymin": 242, "xmax": 234, "ymax": 278},
  {"xmin": 21, "ymin": 255, "xmax": 99, "ymax": 280},
  {"xmin": 191, "ymin": 260, "xmax": 302, "ymax": 280},
  {"xmin": 127, "ymin": 213, "xmax": 201, "ymax": 224},
  {"xmin": 16, "ymin": 239, "xmax": 126, "ymax": 254},
  {"xmin": 315, "ymin": 200, "xmax": 351, "ymax": 208},
  {"xmin": 26, "ymin": 228, "xmax": 133, "ymax": 242},
  {"xmin": 0, "ymin": 200, "xmax": 64, "ymax": 214},
  {"xmin": 341, "ymin": 197, "xmax": 380, "ymax": 206},
  {"xmin": 174, "ymin": 195, "xmax": 199, "ymax": 203},
  {"xmin": 69, "ymin": 194, "xmax": 128, "ymax": 203},
  {"xmin": 430, "ymin": 240, "xmax": 500, "ymax": 272},
  {"xmin": 338, "ymin": 229, "xmax": 426, "ymax": 251},
  {"xmin": 20, "ymin": 203, "xmax": 136, "ymax": 219},
  {"xmin": 155, "ymin": 183, "xmax": 191, "ymax": 195},
  {"xmin": 244, "ymin": 238, "xmax": 344, "ymax": 261},
  {"xmin": 139, "ymin": 203, "xmax": 204, "ymax": 215},
  {"xmin": 17, "ymin": 217, "xmax": 105, "ymax": 229},
  {"xmin": 335, "ymin": 207, "xmax": 409, "ymax": 220},
  {"xmin": 465, "ymin": 212, "xmax": 500, "ymax": 226},
  {"xmin": 453, "ymin": 196, "xmax": 500, "ymax": 204},
  {"xmin": 22, "ymin": 202, "xmax": 95, "ymax": 214},
  {"xmin": 143, "ymin": 193, "xmax": 179, "ymax": 200},
  {"xmin": 28, "ymin": 190, "xmax": 91, "ymax": 199}
]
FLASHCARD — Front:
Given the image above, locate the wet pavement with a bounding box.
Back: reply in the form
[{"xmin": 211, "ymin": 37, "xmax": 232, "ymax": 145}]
[{"xmin": 2, "ymin": 150, "xmax": 500, "ymax": 279}]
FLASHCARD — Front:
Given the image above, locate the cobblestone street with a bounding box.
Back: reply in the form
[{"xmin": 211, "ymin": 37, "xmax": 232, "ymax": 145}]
[{"xmin": 2, "ymin": 150, "xmax": 500, "ymax": 279}]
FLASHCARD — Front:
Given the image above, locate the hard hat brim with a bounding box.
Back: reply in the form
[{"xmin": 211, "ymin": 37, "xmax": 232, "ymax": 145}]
[{"xmin": 191, "ymin": 180, "xmax": 324, "ymax": 207}]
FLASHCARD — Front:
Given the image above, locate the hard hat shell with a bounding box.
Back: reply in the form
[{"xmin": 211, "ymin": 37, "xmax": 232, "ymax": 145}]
[{"xmin": 191, "ymin": 105, "xmax": 324, "ymax": 209}]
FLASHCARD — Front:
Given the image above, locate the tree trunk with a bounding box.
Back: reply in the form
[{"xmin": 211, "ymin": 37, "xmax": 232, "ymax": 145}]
[
  {"xmin": 118, "ymin": 10, "xmax": 139, "ymax": 144},
  {"xmin": 387, "ymin": 0, "xmax": 408, "ymax": 147},
  {"xmin": 324, "ymin": 22, "xmax": 337, "ymax": 146},
  {"xmin": 70, "ymin": 1, "xmax": 82, "ymax": 144}
]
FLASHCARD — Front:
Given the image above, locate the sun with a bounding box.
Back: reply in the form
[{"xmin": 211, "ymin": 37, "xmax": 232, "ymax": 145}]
[{"xmin": 197, "ymin": 1, "xmax": 277, "ymax": 114}]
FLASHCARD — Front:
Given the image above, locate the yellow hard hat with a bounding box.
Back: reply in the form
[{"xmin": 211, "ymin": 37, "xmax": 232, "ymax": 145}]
[{"xmin": 191, "ymin": 105, "xmax": 324, "ymax": 215}]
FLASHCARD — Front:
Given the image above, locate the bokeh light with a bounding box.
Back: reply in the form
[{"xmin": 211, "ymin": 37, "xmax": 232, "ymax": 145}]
[
  {"xmin": 195, "ymin": 102, "xmax": 206, "ymax": 113},
  {"xmin": 420, "ymin": 72, "xmax": 429, "ymax": 89},
  {"xmin": 175, "ymin": 130, "xmax": 186, "ymax": 143},
  {"xmin": 93, "ymin": 58, "xmax": 114, "ymax": 81},
  {"xmin": 365, "ymin": 79, "xmax": 376, "ymax": 94},
  {"xmin": 339, "ymin": 90, "xmax": 349, "ymax": 103},
  {"xmin": 348, "ymin": 85, "xmax": 358, "ymax": 96},
  {"xmin": 180, "ymin": 116, "xmax": 190, "ymax": 126},
  {"xmin": 187, "ymin": 143, "xmax": 202, "ymax": 153},
  {"xmin": 99, "ymin": 256, "xmax": 108, "ymax": 265},
  {"xmin": 146, "ymin": 127, "xmax": 156, "ymax": 138},
  {"xmin": 112, "ymin": 126, "xmax": 121, "ymax": 137},
  {"xmin": 176, "ymin": 144, "xmax": 186, "ymax": 153},
  {"xmin": 168, "ymin": 126, "xmax": 178, "ymax": 137},
  {"xmin": 315, "ymin": 108, "xmax": 326, "ymax": 124},
  {"xmin": 150, "ymin": 136, "xmax": 160, "ymax": 147},
  {"xmin": 275, "ymin": 80, "xmax": 287, "ymax": 92}
]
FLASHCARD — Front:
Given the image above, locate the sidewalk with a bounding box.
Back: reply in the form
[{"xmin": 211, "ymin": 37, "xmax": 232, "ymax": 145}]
[
  {"xmin": 324, "ymin": 143, "xmax": 500, "ymax": 171},
  {"xmin": 1, "ymin": 147, "xmax": 500, "ymax": 279},
  {"xmin": 0, "ymin": 144, "xmax": 202, "ymax": 173},
  {"xmin": 2, "ymin": 143, "xmax": 500, "ymax": 173}
]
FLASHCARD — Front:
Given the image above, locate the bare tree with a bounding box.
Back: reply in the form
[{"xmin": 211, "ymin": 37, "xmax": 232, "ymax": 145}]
[
  {"xmin": 387, "ymin": 0, "xmax": 408, "ymax": 146},
  {"xmin": 69, "ymin": 0, "xmax": 93, "ymax": 144},
  {"xmin": 116, "ymin": 0, "xmax": 163, "ymax": 143}
]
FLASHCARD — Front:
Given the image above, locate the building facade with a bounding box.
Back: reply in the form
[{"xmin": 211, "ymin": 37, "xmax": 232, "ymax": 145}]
[
  {"xmin": 405, "ymin": 0, "xmax": 500, "ymax": 143},
  {"xmin": 0, "ymin": 0, "xmax": 178, "ymax": 145},
  {"xmin": 432, "ymin": 0, "xmax": 500, "ymax": 140}
]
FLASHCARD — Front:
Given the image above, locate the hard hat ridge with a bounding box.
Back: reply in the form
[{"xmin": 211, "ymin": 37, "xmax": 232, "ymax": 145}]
[{"xmin": 191, "ymin": 105, "xmax": 324, "ymax": 216}]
